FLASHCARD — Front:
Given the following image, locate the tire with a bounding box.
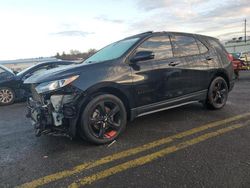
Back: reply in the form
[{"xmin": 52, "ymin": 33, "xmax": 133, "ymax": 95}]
[
  {"xmin": 0, "ymin": 87, "xmax": 15, "ymax": 106},
  {"xmin": 79, "ymin": 94, "xmax": 127, "ymax": 144},
  {"xmin": 204, "ymin": 77, "xmax": 228, "ymax": 110}
]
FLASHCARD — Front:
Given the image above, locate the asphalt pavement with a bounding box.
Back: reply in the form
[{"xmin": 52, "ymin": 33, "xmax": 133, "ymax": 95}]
[{"xmin": 1, "ymin": 72, "xmax": 250, "ymax": 188}]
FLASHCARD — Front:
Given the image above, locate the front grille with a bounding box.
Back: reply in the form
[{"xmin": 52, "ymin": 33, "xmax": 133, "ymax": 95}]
[{"xmin": 31, "ymin": 84, "xmax": 42, "ymax": 103}]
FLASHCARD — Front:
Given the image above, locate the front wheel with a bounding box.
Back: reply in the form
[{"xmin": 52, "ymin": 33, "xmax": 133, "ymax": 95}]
[
  {"xmin": 0, "ymin": 87, "xmax": 15, "ymax": 105},
  {"xmin": 79, "ymin": 94, "xmax": 127, "ymax": 144},
  {"xmin": 205, "ymin": 77, "xmax": 228, "ymax": 110}
]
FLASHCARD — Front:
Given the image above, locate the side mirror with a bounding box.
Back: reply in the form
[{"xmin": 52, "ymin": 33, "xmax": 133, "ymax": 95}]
[{"xmin": 130, "ymin": 51, "xmax": 155, "ymax": 63}]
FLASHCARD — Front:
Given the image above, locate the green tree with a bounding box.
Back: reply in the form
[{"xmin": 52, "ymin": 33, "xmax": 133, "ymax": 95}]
[{"xmin": 54, "ymin": 49, "xmax": 97, "ymax": 60}]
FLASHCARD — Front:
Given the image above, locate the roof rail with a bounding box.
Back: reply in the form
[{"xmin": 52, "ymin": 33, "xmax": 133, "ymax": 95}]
[
  {"xmin": 138, "ymin": 31, "xmax": 153, "ymax": 35},
  {"xmin": 125, "ymin": 31, "xmax": 153, "ymax": 39}
]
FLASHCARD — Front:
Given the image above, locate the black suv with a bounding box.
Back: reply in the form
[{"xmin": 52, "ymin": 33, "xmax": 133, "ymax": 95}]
[{"xmin": 25, "ymin": 31, "xmax": 234, "ymax": 144}]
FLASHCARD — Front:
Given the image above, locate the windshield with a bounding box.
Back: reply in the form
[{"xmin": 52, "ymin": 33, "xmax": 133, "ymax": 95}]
[
  {"xmin": 83, "ymin": 37, "xmax": 140, "ymax": 64},
  {"xmin": 16, "ymin": 65, "xmax": 36, "ymax": 76}
]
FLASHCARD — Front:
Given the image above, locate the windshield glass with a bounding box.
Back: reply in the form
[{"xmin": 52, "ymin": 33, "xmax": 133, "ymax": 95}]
[
  {"xmin": 16, "ymin": 65, "xmax": 35, "ymax": 76},
  {"xmin": 83, "ymin": 37, "xmax": 140, "ymax": 63}
]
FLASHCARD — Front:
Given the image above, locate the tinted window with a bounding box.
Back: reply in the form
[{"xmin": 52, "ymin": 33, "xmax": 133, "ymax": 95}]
[
  {"xmin": 196, "ymin": 39, "xmax": 208, "ymax": 54},
  {"xmin": 208, "ymin": 38, "xmax": 229, "ymax": 65},
  {"xmin": 136, "ymin": 35, "xmax": 173, "ymax": 60},
  {"xmin": 17, "ymin": 64, "xmax": 37, "ymax": 76},
  {"xmin": 208, "ymin": 39, "xmax": 226, "ymax": 51},
  {"xmin": 22, "ymin": 65, "xmax": 51, "ymax": 80},
  {"xmin": 31, "ymin": 66, "xmax": 51, "ymax": 75},
  {"xmin": 170, "ymin": 35, "xmax": 200, "ymax": 57}
]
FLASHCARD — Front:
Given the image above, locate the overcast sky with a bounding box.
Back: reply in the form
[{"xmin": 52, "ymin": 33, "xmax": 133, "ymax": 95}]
[{"xmin": 0, "ymin": 0, "xmax": 249, "ymax": 60}]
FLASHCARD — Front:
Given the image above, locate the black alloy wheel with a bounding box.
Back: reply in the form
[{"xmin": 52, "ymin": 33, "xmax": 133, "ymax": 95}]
[
  {"xmin": 206, "ymin": 77, "xmax": 228, "ymax": 109},
  {"xmin": 80, "ymin": 94, "xmax": 127, "ymax": 144},
  {"xmin": 0, "ymin": 87, "xmax": 15, "ymax": 105}
]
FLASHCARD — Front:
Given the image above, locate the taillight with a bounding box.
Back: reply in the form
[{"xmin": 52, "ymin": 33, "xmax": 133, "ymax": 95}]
[{"xmin": 227, "ymin": 53, "xmax": 234, "ymax": 62}]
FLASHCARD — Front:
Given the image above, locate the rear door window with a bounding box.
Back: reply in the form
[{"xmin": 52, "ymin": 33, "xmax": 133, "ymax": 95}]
[{"xmin": 170, "ymin": 35, "xmax": 200, "ymax": 57}]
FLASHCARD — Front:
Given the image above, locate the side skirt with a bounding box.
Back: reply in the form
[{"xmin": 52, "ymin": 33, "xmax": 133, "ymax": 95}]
[{"xmin": 130, "ymin": 90, "xmax": 207, "ymax": 120}]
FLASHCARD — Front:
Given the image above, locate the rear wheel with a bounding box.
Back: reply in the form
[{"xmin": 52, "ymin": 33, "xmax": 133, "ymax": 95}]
[
  {"xmin": 0, "ymin": 87, "xmax": 15, "ymax": 105},
  {"xmin": 205, "ymin": 77, "xmax": 228, "ymax": 110},
  {"xmin": 79, "ymin": 94, "xmax": 127, "ymax": 144}
]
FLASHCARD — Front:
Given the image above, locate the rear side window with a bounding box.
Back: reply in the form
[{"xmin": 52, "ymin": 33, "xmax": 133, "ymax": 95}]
[
  {"xmin": 196, "ymin": 39, "xmax": 208, "ymax": 54},
  {"xmin": 170, "ymin": 35, "xmax": 200, "ymax": 57},
  {"xmin": 136, "ymin": 35, "xmax": 173, "ymax": 60},
  {"xmin": 208, "ymin": 38, "xmax": 229, "ymax": 65},
  {"xmin": 209, "ymin": 39, "xmax": 224, "ymax": 50}
]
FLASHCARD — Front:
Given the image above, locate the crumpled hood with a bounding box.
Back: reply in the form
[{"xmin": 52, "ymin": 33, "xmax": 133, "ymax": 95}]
[{"xmin": 24, "ymin": 63, "xmax": 87, "ymax": 84}]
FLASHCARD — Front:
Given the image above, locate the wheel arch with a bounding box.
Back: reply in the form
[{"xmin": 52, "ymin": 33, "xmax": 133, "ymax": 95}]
[
  {"xmin": 91, "ymin": 87, "xmax": 131, "ymax": 120},
  {"xmin": 204, "ymin": 71, "xmax": 229, "ymax": 110},
  {"xmin": 211, "ymin": 70, "xmax": 230, "ymax": 89},
  {"xmin": 69, "ymin": 84, "xmax": 133, "ymax": 138}
]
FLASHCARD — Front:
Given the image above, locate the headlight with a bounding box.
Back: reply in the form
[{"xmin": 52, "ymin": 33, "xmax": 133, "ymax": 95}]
[{"xmin": 35, "ymin": 75, "xmax": 79, "ymax": 94}]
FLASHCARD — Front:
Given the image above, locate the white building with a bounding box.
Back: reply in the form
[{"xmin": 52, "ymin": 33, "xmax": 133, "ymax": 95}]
[{"xmin": 225, "ymin": 36, "xmax": 250, "ymax": 53}]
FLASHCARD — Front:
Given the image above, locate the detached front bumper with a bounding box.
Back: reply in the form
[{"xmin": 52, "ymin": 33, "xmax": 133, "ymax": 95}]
[{"xmin": 26, "ymin": 94, "xmax": 78, "ymax": 137}]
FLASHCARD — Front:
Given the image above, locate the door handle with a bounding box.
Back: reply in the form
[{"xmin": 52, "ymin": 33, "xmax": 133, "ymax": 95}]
[{"xmin": 168, "ymin": 62, "xmax": 179, "ymax": 66}]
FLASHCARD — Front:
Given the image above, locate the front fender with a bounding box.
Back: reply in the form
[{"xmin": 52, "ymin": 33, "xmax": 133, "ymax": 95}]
[{"xmin": 68, "ymin": 81, "xmax": 135, "ymax": 137}]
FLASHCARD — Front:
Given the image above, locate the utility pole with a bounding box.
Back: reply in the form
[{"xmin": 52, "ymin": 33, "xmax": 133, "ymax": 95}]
[{"xmin": 244, "ymin": 19, "xmax": 247, "ymax": 43}]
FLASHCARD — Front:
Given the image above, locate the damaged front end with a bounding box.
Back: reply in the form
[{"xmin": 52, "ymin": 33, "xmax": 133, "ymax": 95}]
[{"xmin": 26, "ymin": 75, "xmax": 84, "ymax": 138}]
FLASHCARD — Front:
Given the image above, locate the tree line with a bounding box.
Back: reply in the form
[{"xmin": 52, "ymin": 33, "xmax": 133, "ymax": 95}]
[{"xmin": 55, "ymin": 49, "xmax": 97, "ymax": 61}]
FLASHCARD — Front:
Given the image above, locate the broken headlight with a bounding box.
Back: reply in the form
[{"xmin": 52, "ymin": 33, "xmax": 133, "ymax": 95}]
[{"xmin": 35, "ymin": 75, "xmax": 79, "ymax": 94}]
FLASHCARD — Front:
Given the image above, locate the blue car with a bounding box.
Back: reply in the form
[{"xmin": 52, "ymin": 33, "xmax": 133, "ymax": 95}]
[{"xmin": 0, "ymin": 61, "xmax": 74, "ymax": 105}]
